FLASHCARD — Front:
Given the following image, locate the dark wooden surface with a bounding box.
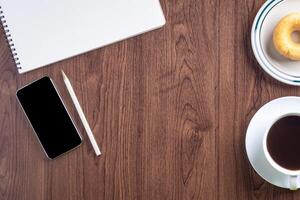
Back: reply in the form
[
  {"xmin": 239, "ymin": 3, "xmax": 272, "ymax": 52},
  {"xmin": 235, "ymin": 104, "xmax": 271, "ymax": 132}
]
[{"xmin": 1, "ymin": 0, "xmax": 300, "ymax": 199}]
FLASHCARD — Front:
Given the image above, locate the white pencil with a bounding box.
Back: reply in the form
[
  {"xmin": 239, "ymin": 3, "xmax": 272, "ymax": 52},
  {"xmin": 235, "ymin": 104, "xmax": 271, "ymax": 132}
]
[{"xmin": 61, "ymin": 70, "xmax": 101, "ymax": 156}]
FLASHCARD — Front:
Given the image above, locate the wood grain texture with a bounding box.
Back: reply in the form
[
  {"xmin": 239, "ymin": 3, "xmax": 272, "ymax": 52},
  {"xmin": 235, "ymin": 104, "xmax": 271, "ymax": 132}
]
[{"xmin": 1, "ymin": 0, "xmax": 300, "ymax": 199}]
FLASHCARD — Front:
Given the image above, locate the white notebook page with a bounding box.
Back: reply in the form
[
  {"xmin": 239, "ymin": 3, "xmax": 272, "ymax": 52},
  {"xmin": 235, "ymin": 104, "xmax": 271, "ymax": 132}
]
[{"xmin": 0, "ymin": 0, "xmax": 165, "ymax": 73}]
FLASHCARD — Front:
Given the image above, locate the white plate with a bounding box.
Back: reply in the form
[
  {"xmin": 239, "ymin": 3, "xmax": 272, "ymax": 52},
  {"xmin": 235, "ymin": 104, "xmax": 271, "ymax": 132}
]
[
  {"xmin": 251, "ymin": 0, "xmax": 300, "ymax": 86},
  {"xmin": 246, "ymin": 96, "xmax": 300, "ymax": 189}
]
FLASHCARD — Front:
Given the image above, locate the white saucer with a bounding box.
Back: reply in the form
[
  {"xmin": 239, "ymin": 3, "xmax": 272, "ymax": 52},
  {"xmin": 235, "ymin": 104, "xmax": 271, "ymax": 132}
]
[
  {"xmin": 246, "ymin": 96, "xmax": 300, "ymax": 188},
  {"xmin": 252, "ymin": 0, "xmax": 300, "ymax": 86}
]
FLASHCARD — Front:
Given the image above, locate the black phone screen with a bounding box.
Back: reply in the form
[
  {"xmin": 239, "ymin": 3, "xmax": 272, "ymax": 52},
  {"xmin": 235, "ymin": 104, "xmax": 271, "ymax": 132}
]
[{"xmin": 16, "ymin": 77, "xmax": 82, "ymax": 159}]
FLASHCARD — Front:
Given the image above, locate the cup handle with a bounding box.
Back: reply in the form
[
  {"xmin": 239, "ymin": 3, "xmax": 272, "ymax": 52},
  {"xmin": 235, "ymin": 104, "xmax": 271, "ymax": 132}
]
[{"xmin": 290, "ymin": 175, "xmax": 298, "ymax": 190}]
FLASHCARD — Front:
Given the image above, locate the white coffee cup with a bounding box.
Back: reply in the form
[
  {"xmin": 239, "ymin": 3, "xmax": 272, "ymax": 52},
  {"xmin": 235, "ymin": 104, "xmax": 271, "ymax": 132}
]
[{"xmin": 263, "ymin": 113, "xmax": 300, "ymax": 190}]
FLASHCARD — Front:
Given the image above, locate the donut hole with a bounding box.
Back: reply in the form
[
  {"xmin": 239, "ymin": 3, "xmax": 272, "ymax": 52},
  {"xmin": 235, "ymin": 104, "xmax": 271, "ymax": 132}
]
[{"xmin": 291, "ymin": 30, "xmax": 300, "ymax": 43}]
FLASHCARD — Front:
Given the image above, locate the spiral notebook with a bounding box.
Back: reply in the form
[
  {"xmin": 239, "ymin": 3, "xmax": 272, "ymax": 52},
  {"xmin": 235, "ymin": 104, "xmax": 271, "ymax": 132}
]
[{"xmin": 0, "ymin": 0, "xmax": 165, "ymax": 74}]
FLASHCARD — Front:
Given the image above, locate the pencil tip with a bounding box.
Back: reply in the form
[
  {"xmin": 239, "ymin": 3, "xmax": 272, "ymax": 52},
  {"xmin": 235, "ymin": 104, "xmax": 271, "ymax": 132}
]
[{"xmin": 61, "ymin": 70, "xmax": 67, "ymax": 80}]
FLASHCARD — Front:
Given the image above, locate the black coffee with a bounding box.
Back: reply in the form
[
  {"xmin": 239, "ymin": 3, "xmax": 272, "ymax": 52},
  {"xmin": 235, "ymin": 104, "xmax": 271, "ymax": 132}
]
[{"xmin": 267, "ymin": 115, "xmax": 300, "ymax": 170}]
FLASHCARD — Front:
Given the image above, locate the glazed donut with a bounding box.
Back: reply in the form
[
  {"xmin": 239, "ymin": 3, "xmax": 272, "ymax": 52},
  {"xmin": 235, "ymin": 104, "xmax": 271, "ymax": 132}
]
[{"xmin": 273, "ymin": 13, "xmax": 300, "ymax": 60}]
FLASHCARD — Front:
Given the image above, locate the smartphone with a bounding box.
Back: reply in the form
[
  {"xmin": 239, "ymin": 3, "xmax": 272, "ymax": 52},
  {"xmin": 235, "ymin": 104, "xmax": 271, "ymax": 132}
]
[{"xmin": 16, "ymin": 76, "xmax": 82, "ymax": 159}]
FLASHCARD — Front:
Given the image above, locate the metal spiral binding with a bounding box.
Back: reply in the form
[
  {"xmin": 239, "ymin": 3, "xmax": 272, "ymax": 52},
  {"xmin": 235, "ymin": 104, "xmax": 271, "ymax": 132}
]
[{"xmin": 0, "ymin": 6, "xmax": 21, "ymax": 70}]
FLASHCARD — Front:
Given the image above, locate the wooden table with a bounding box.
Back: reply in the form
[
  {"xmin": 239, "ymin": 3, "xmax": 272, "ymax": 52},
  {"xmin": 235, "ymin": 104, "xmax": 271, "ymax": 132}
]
[{"xmin": 1, "ymin": 0, "xmax": 300, "ymax": 199}]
